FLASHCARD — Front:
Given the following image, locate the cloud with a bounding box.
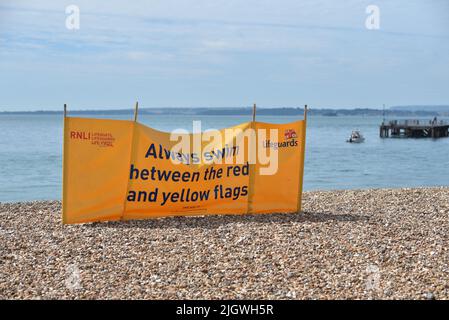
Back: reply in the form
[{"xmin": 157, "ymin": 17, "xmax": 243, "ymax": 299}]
[{"xmin": 0, "ymin": 0, "xmax": 448, "ymax": 109}]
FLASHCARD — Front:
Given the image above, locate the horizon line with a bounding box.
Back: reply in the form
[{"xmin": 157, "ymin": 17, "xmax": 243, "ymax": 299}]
[{"xmin": 1, "ymin": 105, "xmax": 449, "ymax": 114}]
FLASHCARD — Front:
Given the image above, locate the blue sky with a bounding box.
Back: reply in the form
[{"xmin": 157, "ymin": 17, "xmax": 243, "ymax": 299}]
[{"xmin": 0, "ymin": 0, "xmax": 448, "ymax": 111}]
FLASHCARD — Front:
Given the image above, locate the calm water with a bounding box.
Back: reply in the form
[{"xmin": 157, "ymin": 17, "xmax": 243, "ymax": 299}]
[{"xmin": 0, "ymin": 114, "xmax": 448, "ymax": 202}]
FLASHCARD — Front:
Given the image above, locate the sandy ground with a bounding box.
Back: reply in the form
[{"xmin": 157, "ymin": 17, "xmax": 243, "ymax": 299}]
[{"xmin": 1, "ymin": 187, "xmax": 448, "ymax": 299}]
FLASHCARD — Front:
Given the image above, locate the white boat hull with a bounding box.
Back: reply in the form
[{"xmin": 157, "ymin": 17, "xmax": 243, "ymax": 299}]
[{"xmin": 347, "ymin": 137, "xmax": 365, "ymax": 143}]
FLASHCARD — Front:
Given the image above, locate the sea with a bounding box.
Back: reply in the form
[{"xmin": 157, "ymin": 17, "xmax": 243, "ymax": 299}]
[{"xmin": 1, "ymin": 113, "xmax": 448, "ymax": 202}]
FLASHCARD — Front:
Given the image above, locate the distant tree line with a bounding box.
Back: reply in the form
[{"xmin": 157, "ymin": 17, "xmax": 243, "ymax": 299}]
[{"xmin": 1, "ymin": 107, "xmax": 448, "ymax": 117}]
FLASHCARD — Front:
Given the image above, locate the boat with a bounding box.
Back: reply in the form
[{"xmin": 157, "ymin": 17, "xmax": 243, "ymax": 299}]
[{"xmin": 347, "ymin": 130, "xmax": 365, "ymax": 143}]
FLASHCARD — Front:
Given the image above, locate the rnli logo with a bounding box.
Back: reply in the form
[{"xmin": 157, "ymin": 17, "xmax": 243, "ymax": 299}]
[
  {"xmin": 284, "ymin": 129, "xmax": 297, "ymax": 140},
  {"xmin": 70, "ymin": 131, "xmax": 115, "ymax": 147}
]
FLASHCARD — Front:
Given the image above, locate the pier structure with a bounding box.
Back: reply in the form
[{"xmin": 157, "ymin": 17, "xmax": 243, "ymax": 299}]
[{"xmin": 380, "ymin": 119, "xmax": 449, "ymax": 138}]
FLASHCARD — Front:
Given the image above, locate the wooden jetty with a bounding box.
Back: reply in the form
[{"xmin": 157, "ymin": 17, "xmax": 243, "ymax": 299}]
[{"xmin": 380, "ymin": 119, "xmax": 449, "ymax": 138}]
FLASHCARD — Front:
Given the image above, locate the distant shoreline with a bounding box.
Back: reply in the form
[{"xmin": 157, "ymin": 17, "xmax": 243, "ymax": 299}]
[{"xmin": 1, "ymin": 106, "xmax": 448, "ymax": 117}]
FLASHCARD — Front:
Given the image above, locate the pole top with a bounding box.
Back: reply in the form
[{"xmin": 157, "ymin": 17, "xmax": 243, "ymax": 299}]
[
  {"xmin": 134, "ymin": 101, "xmax": 139, "ymax": 122},
  {"xmin": 63, "ymin": 104, "xmax": 67, "ymax": 118},
  {"xmin": 252, "ymin": 103, "xmax": 257, "ymax": 122}
]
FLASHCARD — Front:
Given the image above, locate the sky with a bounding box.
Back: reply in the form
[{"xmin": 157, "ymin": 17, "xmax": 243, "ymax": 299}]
[{"xmin": 0, "ymin": 0, "xmax": 448, "ymax": 111}]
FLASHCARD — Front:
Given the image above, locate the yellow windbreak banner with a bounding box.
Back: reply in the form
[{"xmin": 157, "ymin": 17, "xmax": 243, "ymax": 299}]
[{"xmin": 62, "ymin": 117, "xmax": 306, "ymax": 224}]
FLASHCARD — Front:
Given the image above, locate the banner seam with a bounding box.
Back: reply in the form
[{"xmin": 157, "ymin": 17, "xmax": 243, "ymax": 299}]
[{"xmin": 121, "ymin": 121, "xmax": 139, "ymax": 220}]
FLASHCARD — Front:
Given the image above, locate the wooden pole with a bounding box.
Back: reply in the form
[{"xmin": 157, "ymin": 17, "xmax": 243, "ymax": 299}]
[
  {"xmin": 134, "ymin": 101, "xmax": 139, "ymax": 122},
  {"xmin": 246, "ymin": 102, "xmax": 257, "ymax": 215},
  {"xmin": 62, "ymin": 103, "xmax": 67, "ymax": 223},
  {"xmin": 297, "ymin": 104, "xmax": 308, "ymax": 213},
  {"xmin": 252, "ymin": 103, "xmax": 256, "ymax": 122}
]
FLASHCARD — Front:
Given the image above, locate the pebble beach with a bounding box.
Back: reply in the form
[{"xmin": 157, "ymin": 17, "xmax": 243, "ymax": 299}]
[{"xmin": 1, "ymin": 187, "xmax": 448, "ymax": 300}]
